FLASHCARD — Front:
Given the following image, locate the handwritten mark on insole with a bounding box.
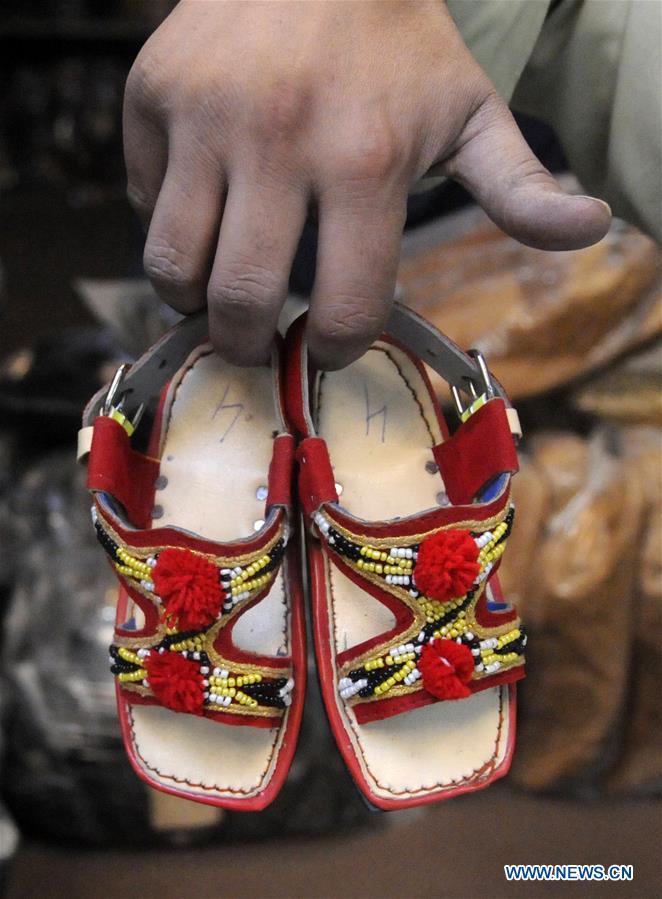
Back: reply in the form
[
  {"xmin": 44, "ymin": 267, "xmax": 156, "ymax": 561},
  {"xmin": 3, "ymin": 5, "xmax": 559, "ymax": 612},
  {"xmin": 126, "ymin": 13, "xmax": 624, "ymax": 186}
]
[
  {"xmin": 364, "ymin": 380, "xmax": 387, "ymax": 443},
  {"xmin": 213, "ymin": 382, "xmax": 244, "ymax": 443}
]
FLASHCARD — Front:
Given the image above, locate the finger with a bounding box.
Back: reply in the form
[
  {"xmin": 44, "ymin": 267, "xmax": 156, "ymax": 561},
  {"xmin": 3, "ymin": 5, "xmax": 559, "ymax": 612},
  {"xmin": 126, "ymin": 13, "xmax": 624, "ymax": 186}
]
[
  {"xmin": 142, "ymin": 136, "xmax": 225, "ymax": 314},
  {"xmin": 441, "ymin": 93, "xmax": 612, "ymax": 251},
  {"xmin": 123, "ymin": 76, "xmax": 168, "ymax": 228},
  {"xmin": 208, "ymin": 178, "xmax": 308, "ymax": 365},
  {"xmin": 306, "ymin": 187, "xmax": 407, "ymax": 371}
]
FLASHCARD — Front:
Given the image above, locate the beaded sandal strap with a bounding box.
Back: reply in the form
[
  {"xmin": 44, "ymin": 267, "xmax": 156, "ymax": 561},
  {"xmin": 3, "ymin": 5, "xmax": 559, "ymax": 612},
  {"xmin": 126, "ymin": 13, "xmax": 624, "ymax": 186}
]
[
  {"xmin": 95, "ymin": 501, "xmax": 294, "ymax": 725},
  {"xmin": 315, "ymin": 496, "xmax": 525, "ymax": 725}
]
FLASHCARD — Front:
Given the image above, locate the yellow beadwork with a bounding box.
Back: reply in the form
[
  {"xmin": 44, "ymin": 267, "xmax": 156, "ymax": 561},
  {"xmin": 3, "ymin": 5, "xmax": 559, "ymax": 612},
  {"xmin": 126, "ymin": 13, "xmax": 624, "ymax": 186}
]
[
  {"xmin": 234, "ymin": 690, "xmax": 258, "ymax": 708},
  {"xmin": 118, "ymin": 667, "xmax": 147, "ymax": 683},
  {"xmin": 118, "ymin": 647, "xmax": 141, "ymax": 665},
  {"xmin": 497, "ymin": 628, "xmax": 521, "ymax": 648},
  {"xmin": 210, "ymin": 674, "xmax": 262, "ymax": 688},
  {"xmin": 114, "ymin": 546, "xmax": 151, "ymax": 582},
  {"xmin": 372, "ymin": 659, "xmax": 416, "ymax": 695},
  {"xmin": 477, "ymin": 526, "xmax": 510, "ymax": 569},
  {"xmin": 112, "ymin": 538, "xmax": 278, "ymax": 604},
  {"xmin": 229, "ymin": 555, "xmax": 271, "ymax": 586},
  {"xmin": 330, "ymin": 508, "xmax": 522, "ymax": 704},
  {"xmin": 230, "ymin": 572, "xmax": 272, "ymax": 596},
  {"xmin": 169, "ymin": 635, "xmax": 205, "ymax": 651},
  {"xmin": 365, "ymin": 658, "xmax": 385, "ymax": 671},
  {"xmin": 359, "ymin": 546, "xmax": 414, "ymax": 567}
]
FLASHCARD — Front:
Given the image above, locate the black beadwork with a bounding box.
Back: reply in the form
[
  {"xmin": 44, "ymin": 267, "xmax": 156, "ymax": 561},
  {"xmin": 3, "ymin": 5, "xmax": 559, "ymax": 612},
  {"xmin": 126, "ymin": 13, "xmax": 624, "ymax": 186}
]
[
  {"xmin": 325, "ymin": 527, "xmax": 362, "ymax": 562},
  {"xmin": 419, "ymin": 590, "xmax": 475, "ymax": 643},
  {"xmin": 495, "ymin": 628, "xmax": 526, "ymax": 657},
  {"xmin": 94, "ymin": 519, "xmax": 122, "ymax": 565},
  {"xmin": 109, "ymin": 644, "xmax": 140, "ymax": 676}
]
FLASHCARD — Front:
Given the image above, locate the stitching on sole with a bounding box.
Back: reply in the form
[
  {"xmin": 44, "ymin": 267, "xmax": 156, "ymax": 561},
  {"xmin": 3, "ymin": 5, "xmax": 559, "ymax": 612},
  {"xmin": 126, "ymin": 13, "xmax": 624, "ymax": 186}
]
[
  {"xmin": 128, "ymin": 703, "xmax": 284, "ymax": 795},
  {"xmin": 328, "ymin": 557, "xmax": 504, "ymax": 796},
  {"xmin": 319, "ymin": 343, "xmax": 506, "ymax": 797},
  {"xmin": 128, "ymin": 346, "xmax": 289, "ymax": 797}
]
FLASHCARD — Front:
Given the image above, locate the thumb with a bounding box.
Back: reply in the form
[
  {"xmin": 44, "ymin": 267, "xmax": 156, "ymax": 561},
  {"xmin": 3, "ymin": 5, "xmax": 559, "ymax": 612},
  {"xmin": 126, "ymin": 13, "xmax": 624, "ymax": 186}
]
[{"xmin": 439, "ymin": 92, "xmax": 612, "ymax": 251}]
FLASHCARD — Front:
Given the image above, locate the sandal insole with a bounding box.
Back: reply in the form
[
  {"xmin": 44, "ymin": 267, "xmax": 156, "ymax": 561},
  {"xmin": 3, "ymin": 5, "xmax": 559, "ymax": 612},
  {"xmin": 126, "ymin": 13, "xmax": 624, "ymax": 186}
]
[
  {"xmin": 317, "ymin": 342, "xmax": 509, "ymax": 799},
  {"xmin": 128, "ymin": 347, "xmax": 290, "ymax": 800}
]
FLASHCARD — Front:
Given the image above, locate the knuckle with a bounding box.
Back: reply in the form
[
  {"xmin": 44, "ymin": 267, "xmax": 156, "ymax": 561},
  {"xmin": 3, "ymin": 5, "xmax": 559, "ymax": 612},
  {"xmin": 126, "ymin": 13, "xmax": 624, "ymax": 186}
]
[
  {"xmin": 143, "ymin": 241, "xmax": 202, "ymax": 292},
  {"xmin": 253, "ymin": 78, "xmax": 311, "ymax": 142},
  {"xmin": 125, "ymin": 48, "xmax": 169, "ymax": 112},
  {"xmin": 208, "ymin": 261, "xmax": 282, "ymax": 316},
  {"xmin": 317, "ymin": 299, "xmax": 384, "ymax": 345},
  {"xmin": 477, "ymin": 86, "xmax": 505, "ymax": 113},
  {"xmin": 190, "ymin": 80, "xmax": 233, "ymax": 132},
  {"xmin": 508, "ymin": 154, "xmax": 551, "ymax": 184},
  {"xmin": 126, "ymin": 184, "xmax": 154, "ymax": 218},
  {"xmin": 339, "ymin": 126, "xmax": 402, "ymax": 183},
  {"xmin": 469, "ymin": 86, "xmax": 510, "ymax": 131}
]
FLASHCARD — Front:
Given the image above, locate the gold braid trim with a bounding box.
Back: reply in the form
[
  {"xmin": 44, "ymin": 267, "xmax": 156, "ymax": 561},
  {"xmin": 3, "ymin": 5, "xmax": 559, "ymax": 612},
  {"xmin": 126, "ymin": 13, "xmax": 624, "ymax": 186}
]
[
  {"xmin": 120, "ymin": 683, "xmax": 284, "ymax": 719},
  {"xmin": 114, "ymin": 626, "xmax": 168, "ymax": 650},
  {"xmin": 96, "ymin": 502, "xmax": 286, "ymax": 566},
  {"xmin": 344, "ymin": 651, "xmax": 525, "ymax": 708},
  {"xmin": 324, "ymin": 503, "xmax": 510, "ymax": 550},
  {"xmin": 473, "ymin": 654, "xmax": 525, "ymax": 681},
  {"xmin": 336, "ymin": 579, "xmax": 487, "ymax": 678},
  {"xmin": 333, "ymin": 561, "xmax": 524, "ymax": 705},
  {"xmin": 331, "ymin": 551, "xmax": 521, "ymax": 680}
]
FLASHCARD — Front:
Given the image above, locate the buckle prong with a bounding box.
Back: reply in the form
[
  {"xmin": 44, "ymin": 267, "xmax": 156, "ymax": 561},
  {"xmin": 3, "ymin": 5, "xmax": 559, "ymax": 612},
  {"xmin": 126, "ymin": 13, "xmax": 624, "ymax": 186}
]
[
  {"xmin": 102, "ymin": 363, "xmax": 144, "ymax": 433},
  {"xmin": 103, "ymin": 363, "xmax": 130, "ymax": 415},
  {"xmin": 452, "ymin": 350, "xmax": 494, "ymax": 419}
]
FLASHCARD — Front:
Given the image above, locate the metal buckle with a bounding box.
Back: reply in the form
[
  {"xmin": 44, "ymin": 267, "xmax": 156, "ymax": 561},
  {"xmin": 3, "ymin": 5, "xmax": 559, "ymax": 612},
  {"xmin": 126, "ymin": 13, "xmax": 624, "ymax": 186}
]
[
  {"xmin": 102, "ymin": 363, "xmax": 145, "ymax": 432},
  {"xmin": 451, "ymin": 349, "xmax": 495, "ymax": 419}
]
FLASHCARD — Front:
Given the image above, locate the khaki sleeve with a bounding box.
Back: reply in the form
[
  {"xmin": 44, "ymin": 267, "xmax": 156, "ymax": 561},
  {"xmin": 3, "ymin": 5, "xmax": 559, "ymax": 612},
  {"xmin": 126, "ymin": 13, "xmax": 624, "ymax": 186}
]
[
  {"xmin": 447, "ymin": 0, "xmax": 549, "ymax": 102},
  {"xmin": 512, "ymin": 0, "xmax": 662, "ymax": 242}
]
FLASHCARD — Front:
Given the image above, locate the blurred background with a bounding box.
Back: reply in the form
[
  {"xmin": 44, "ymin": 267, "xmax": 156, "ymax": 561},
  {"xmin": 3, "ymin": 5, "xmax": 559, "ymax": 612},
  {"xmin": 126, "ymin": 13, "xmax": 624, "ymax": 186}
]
[{"xmin": 0, "ymin": 3, "xmax": 660, "ymax": 898}]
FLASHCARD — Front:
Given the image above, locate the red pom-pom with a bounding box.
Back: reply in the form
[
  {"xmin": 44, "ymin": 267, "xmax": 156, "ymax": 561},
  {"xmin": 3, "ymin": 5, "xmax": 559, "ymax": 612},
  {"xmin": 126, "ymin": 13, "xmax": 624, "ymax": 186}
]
[
  {"xmin": 143, "ymin": 651, "xmax": 205, "ymax": 715},
  {"xmin": 153, "ymin": 548, "xmax": 222, "ymax": 631},
  {"xmin": 419, "ymin": 639, "xmax": 475, "ymax": 700},
  {"xmin": 413, "ymin": 529, "xmax": 480, "ymax": 602}
]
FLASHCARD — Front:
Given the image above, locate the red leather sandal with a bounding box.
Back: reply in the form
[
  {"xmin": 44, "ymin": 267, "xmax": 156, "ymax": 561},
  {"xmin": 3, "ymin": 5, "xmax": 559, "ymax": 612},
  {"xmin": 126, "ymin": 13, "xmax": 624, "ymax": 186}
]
[
  {"xmin": 78, "ymin": 314, "xmax": 305, "ymax": 810},
  {"xmin": 286, "ymin": 303, "xmax": 525, "ymax": 810}
]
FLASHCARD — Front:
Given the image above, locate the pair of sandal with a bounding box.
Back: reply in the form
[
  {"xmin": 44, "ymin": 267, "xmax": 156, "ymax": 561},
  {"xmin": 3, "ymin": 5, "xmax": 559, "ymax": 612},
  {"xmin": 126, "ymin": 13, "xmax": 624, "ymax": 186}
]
[{"xmin": 78, "ymin": 303, "xmax": 525, "ymax": 811}]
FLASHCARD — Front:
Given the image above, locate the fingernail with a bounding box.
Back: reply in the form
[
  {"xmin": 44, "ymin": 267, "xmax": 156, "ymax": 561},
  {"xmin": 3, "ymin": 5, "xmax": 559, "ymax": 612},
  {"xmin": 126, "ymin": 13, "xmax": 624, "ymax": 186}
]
[{"xmin": 573, "ymin": 195, "xmax": 612, "ymax": 214}]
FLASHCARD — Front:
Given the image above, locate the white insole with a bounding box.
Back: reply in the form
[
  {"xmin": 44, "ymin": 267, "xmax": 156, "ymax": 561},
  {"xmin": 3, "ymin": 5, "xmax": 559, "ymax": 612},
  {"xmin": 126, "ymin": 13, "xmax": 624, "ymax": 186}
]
[
  {"xmin": 317, "ymin": 343, "xmax": 508, "ymax": 800},
  {"xmin": 129, "ymin": 347, "xmax": 289, "ymax": 800}
]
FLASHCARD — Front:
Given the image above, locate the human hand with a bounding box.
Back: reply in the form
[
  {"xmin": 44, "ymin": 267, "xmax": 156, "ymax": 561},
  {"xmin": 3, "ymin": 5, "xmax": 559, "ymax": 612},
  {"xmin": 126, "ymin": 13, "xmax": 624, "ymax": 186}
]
[{"xmin": 124, "ymin": 0, "xmax": 611, "ymax": 369}]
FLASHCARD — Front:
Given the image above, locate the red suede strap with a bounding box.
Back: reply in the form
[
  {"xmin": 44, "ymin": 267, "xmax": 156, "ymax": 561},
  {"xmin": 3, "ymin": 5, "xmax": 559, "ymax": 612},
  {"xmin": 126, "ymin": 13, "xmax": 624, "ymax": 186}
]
[
  {"xmin": 284, "ymin": 314, "xmax": 312, "ymax": 437},
  {"xmin": 87, "ymin": 417, "xmax": 159, "ymax": 529},
  {"xmin": 354, "ymin": 664, "xmax": 525, "ymax": 725},
  {"xmin": 267, "ymin": 433, "xmax": 295, "ymax": 510},
  {"xmin": 432, "ymin": 399, "xmax": 519, "ymax": 505},
  {"xmin": 296, "ymin": 437, "xmax": 338, "ymax": 517}
]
